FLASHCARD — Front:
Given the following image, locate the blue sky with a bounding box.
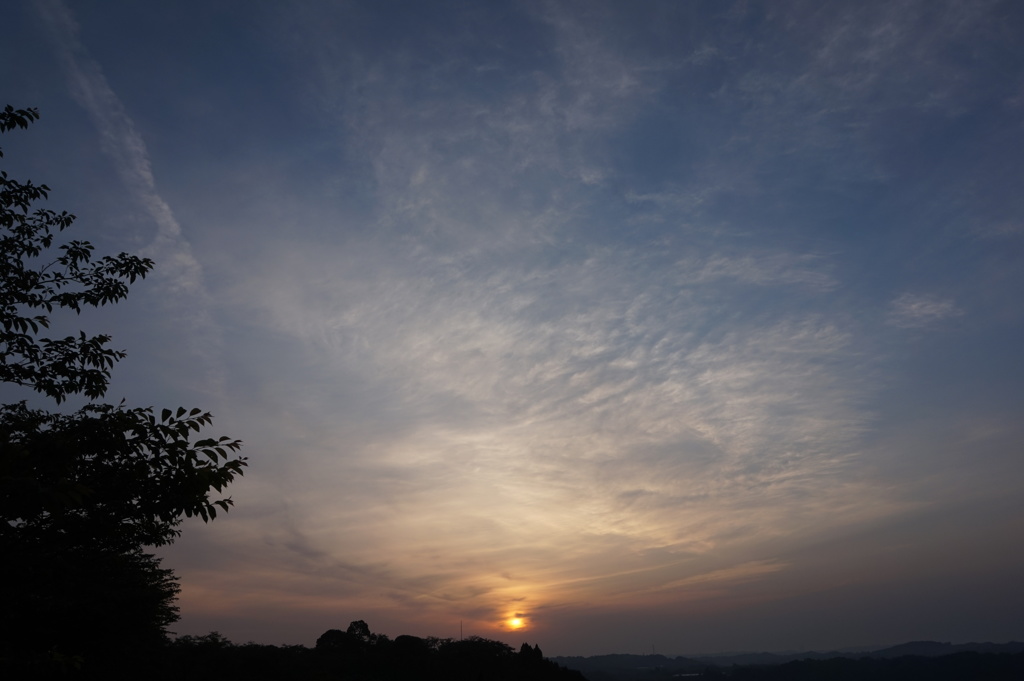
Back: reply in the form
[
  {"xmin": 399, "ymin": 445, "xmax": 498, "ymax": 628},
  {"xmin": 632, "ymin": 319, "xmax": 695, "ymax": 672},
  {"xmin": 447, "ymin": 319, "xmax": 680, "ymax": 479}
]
[{"xmin": 3, "ymin": 0, "xmax": 1023, "ymax": 655}]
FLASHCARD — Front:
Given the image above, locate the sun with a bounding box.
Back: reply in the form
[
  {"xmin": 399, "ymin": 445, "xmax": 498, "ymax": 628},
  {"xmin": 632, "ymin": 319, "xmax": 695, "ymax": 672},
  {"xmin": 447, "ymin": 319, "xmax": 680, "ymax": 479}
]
[{"xmin": 507, "ymin": 617, "xmax": 525, "ymax": 630}]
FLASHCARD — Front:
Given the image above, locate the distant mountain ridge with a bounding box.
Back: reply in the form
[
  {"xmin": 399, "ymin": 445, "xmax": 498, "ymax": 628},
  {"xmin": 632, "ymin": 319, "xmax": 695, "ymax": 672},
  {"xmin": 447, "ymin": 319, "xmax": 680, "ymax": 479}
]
[
  {"xmin": 869, "ymin": 640, "xmax": 1024, "ymax": 658},
  {"xmin": 551, "ymin": 640, "xmax": 1024, "ymax": 679}
]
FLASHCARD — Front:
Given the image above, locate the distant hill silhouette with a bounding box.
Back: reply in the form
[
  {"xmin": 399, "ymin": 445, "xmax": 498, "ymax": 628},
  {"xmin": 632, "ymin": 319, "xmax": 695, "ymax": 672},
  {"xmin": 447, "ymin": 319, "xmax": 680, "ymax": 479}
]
[
  {"xmin": 552, "ymin": 641, "xmax": 1024, "ymax": 680},
  {"xmin": 870, "ymin": 640, "xmax": 1024, "ymax": 658}
]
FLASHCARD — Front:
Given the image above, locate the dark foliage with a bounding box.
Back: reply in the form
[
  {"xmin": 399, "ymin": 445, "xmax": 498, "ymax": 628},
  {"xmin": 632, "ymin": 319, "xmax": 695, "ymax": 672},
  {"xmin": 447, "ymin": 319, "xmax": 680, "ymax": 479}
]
[
  {"xmin": 1, "ymin": 544, "xmax": 179, "ymax": 678},
  {"xmin": 0, "ymin": 106, "xmax": 245, "ymax": 679},
  {"xmin": 1, "ymin": 106, "xmax": 151, "ymax": 404},
  {"xmin": 1, "ymin": 401, "xmax": 244, "ymax": 550}
]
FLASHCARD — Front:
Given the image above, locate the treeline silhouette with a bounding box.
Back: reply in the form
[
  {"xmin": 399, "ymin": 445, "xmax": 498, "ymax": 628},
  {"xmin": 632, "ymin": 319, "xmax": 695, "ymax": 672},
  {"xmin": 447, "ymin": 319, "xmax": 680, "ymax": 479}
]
[{"xmin": 154, "ymin": 621, "xmax": 585, "ymax": 681}]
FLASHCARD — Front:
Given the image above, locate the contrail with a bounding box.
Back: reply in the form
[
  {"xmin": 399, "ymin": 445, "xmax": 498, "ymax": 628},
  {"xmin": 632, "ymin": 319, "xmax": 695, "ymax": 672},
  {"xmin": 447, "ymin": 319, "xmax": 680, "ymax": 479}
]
[{"xmin": 33, "ymin": 0, "xmax": 226, "ymax": 397}]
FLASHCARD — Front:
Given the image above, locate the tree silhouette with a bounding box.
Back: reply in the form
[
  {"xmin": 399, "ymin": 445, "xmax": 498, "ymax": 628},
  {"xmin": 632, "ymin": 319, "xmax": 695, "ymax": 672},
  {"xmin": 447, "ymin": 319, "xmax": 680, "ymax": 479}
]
[
  {"xmin": 0, "ymin": 105, "xmax": 246, "ymax": 678},
  {"xmin": 308, "ymin": 622, "xmax": 583, "ymax": 681}
]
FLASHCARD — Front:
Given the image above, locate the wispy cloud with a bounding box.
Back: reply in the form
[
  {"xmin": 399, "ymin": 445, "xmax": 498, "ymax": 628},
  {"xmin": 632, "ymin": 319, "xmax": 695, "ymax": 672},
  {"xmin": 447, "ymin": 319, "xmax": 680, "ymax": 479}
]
[
  {"xmin": 196, "ymin": 217, "xmax": 878, "ymax": 634},
  {"xmin": 888, "ymin": 292, "xmax": 963, "ymax": 328},
  {"xmin": 150, "ymin": 1, "xmax": 909, "ymax": 638}
]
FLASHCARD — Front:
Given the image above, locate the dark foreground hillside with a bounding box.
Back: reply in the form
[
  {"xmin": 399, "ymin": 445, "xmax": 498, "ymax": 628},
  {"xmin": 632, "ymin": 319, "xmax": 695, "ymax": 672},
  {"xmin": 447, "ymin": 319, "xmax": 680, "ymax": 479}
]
[{"xmin": 723, "ymin": 652, "xmax": 1024, "ymax": 680}]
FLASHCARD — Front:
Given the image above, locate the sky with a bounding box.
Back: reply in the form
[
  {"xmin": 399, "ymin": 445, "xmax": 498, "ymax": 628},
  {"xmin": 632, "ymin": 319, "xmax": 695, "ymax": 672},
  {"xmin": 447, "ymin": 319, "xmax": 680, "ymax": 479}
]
[{"xmin": 2, "ymin": 0, "xmax": 1023, "ymax": 657}]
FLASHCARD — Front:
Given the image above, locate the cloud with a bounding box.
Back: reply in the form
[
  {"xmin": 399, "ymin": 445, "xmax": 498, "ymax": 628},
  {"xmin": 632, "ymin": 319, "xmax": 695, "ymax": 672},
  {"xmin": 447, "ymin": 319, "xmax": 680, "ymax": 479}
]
[
  {"xmin": 888, "ymin": 292, "xmax": 963, "ymax": 327},
  {"xmin": 191, "ymin": 219, "xmax": 880, "ymax": 635},
  {"xmin": 148, "ymin": 3, "xmax": 910, "ymax": 637}
]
